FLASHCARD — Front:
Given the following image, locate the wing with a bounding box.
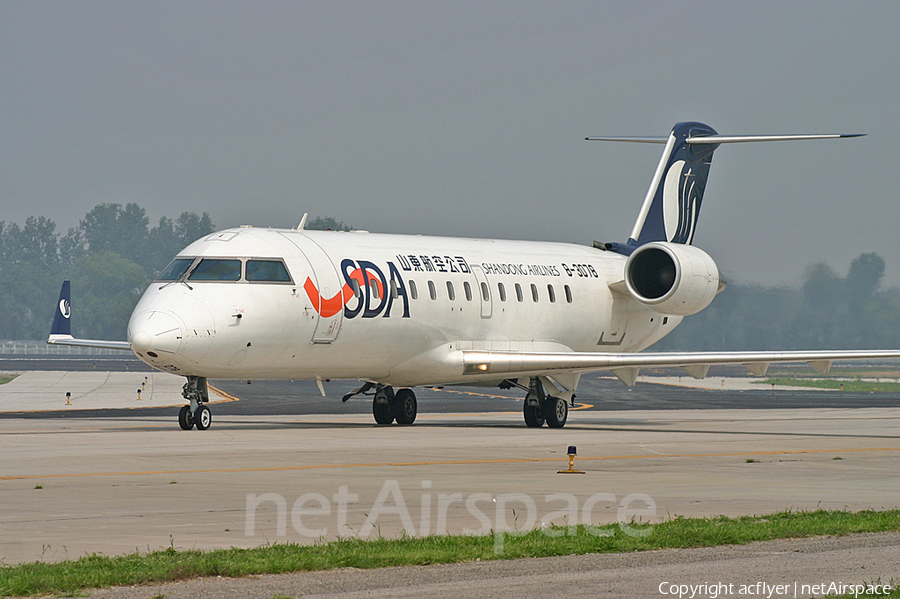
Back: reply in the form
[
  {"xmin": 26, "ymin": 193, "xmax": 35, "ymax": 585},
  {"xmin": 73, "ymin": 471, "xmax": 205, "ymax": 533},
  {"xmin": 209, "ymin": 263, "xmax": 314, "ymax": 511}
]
[
  {"xmin": 461, "ymin": 349, "xmax": 900, "ymax": 386},
  {"xmin": 47, "ymin": 281, "xmax": 132, "ymax": 351}
]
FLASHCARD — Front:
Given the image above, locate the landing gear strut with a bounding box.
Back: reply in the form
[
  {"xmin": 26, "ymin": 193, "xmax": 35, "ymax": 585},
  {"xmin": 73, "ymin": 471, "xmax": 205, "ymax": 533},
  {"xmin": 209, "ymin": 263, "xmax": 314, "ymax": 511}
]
[
  {"xmin": 372, "ymin": 385, "xmax": 418, "ymax": 425},
  {"xmin": 523, "ymin": 377, "xmax": 568, "ymax": 429},
  {"xmin": 179, "ymin": 376, "xmax": 211, "ymax": 430},
  {"xmin": 523, "ymin": 378, "xmax": 545, "ymax": 428},
  {"xmin": 373, "ymin": 386, "xmax": 395, "ymax": 425}
]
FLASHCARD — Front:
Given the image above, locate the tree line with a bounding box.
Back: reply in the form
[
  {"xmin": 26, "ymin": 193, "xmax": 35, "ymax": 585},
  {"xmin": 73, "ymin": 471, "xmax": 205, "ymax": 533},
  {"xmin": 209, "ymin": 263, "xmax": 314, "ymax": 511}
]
[
  {"xmin": 653, "ymin": 252, "xmax": 900, "ymax": 350},
  {"xmin": 0, "ymin": 204, "xmax": 215, "ymax": 341}
]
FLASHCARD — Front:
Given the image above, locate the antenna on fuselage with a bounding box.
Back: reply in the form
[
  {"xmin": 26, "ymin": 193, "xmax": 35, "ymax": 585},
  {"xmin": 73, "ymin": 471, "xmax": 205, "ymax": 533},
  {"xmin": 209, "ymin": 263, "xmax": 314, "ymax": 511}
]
[{"xmin": 296, "ymin": 213, "xmax": 309, "ymax": 230}]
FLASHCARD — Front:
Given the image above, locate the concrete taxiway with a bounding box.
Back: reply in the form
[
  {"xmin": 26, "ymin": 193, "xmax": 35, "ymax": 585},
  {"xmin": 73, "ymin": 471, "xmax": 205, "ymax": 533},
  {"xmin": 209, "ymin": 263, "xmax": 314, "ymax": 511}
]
[
  {"xmin": 0, "ymin": 370, "xmax": 187, "ymax": 412},
  {"xmin": 1, "ymin": 369, "xmax": 899, "ymax": 567}
]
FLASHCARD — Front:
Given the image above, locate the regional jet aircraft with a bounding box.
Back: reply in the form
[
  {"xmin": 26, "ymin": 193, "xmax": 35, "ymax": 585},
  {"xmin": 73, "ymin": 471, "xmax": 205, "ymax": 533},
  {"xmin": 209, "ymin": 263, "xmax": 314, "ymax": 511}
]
[{"xmin": 48, "ymin": 122, "xmax": 900, "ymax": 430}]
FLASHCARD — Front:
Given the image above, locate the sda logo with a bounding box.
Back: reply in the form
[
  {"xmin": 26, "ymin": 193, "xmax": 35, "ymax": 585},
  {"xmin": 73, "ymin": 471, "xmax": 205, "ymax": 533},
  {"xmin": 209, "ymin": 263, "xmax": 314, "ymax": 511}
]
[{"xmin": 303, "ymin": 259, "xmax": 410, "ymax": 320}]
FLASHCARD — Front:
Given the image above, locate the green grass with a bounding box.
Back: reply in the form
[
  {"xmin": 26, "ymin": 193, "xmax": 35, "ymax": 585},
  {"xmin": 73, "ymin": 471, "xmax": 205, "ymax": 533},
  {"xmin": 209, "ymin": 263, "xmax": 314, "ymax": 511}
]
[
  {"xmin": 760, "ymin": 377, "xmax": 900, "ymax": 392},
  {"xmin": 1, "ymin": 509, "xmax": 898, "ymax": 597},
  {"xmin": 0, "ymin": 375, "xmax": 16, "ymax": 385}
]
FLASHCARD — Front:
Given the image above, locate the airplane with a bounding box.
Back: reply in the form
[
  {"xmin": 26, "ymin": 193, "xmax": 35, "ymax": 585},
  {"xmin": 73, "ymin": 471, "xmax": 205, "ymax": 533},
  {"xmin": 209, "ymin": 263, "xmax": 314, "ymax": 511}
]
[{"xmin": 48, "ymin": 121, "xmax": 900, "ymax": 430}]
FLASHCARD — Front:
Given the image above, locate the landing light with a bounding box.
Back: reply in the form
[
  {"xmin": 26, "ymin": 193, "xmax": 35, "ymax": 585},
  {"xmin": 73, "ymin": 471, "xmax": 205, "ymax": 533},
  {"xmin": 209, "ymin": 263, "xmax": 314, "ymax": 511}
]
[{"xmin": 464, "ymin": 362, "xmax": 491, "ymax": 375}]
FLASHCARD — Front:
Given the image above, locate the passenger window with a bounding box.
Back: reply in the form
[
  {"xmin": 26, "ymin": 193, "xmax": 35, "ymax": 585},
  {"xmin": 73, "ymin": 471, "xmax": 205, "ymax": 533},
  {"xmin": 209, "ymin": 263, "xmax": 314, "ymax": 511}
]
[
  {"xmin": 157, "ymin": 258, "xmax": 194, "ymax": 281},
  {"xmin": 370, "ymin": 279, "xmax": 380, "ymax": 300},
  {"xmin": 409, "ymin": 280, "xmax": 418, "ymax": 300},
  {"xmin": 188, "ymin": 259, "xmax": 242, "ymax": 281},
  {"xmin": 480, "ymin": 282, "xmax": 490, "ymax": 302},
  {"xmin": 246, "ymin": 260, "xmax": 291, "ymax": 282},
  {"xmin": 565, "ymin": 285, "xmax": 573, "ymax": 303},
  {"xmin": 447, "ymin": 281, "xmax": 456, "ymax": 301},
  {"xmin": 428, "ymin": 280, "xmax": 437, "ymax": 300},
  {"xmin": 548, "ymin": 284, "xmax": 556, "ymax": 303},
  {"xmin": 498, "ymin": 282, "xmax": 506, "ymax": 302},
  {"xmin": 515, "ymin": 283, "xmax": 523, "ymax": 302},
  {"xmin": 391, "ymin": 279, "xmax": 399, "ymax": 299},
  {"xmin": 351, "ymin": 279, "xmax": 362, "ymax": 298},
  {"xmin": 464, "ymin": 281, "xmax": 473, "ymax": 301},
  {"xmin": 531, "ymin": 283, "xmax": 539, "ymax": 302}
]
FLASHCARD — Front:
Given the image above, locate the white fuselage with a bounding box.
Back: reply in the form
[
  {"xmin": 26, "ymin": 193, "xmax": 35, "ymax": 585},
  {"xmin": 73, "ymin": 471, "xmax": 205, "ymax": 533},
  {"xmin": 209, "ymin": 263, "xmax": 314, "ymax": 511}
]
[{"xmin": 126, "ymin": 227, "xmax": 679, "ymax": 386}]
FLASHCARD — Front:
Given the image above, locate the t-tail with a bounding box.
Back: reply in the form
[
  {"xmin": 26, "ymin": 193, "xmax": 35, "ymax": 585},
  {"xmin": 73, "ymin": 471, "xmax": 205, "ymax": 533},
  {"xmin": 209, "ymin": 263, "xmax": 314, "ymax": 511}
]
[{"xmin": 588, "ymin": 121, "xmax": 864, "ymax": 255}]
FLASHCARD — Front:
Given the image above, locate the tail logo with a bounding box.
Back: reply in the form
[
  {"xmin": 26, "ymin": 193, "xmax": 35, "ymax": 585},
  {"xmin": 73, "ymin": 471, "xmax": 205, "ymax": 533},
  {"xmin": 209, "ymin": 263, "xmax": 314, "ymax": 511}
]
[
  {"xmin": 662, "ymin": 160, "xmax": 701, "ymax": 244},
  {"xmin": 59, "ymin": 299, "xmax": 71, "ymax": 319}
]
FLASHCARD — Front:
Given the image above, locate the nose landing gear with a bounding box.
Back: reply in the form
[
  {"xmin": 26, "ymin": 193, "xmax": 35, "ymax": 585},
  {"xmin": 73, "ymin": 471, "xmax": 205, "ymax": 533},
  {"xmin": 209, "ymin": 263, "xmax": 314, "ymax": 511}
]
[{"xmin": 179, "ymin": 376, "xmax": 211, "ymax": 430}]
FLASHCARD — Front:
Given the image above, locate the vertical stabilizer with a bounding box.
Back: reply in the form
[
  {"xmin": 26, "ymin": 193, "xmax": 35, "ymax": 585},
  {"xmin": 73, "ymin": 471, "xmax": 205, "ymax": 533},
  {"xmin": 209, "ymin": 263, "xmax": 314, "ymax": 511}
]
[
  {"xmin": 50, "ymin": 280, "xmax": 72, "ymax": 337},
  {"xmin": 629, "ymin": 121, "xmax": 718, "ymax": 247}
]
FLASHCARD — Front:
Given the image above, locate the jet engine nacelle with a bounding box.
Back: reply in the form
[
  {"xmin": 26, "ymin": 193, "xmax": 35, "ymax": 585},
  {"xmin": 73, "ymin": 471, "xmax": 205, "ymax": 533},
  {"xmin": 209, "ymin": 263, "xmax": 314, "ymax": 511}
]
[{"xmin": 624, "ymin": 242, "xmax": 719, "ymax": 316}]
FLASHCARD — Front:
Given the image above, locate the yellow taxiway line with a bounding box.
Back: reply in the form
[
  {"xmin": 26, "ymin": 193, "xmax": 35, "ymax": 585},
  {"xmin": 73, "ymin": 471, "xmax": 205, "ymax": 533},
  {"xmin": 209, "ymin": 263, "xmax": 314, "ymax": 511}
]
[{"xmin": 2, "ymin": 447, "xmax": 898, "ymax": 482}]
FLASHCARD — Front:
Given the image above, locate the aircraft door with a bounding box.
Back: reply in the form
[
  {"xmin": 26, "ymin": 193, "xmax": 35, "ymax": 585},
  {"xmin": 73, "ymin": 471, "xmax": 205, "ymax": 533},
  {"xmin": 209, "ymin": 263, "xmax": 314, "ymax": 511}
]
[
  {"xmin": 283, "ymin": 234, "xmax": 344, "ymax": 344},
  {"xmin": 470, "ymin": 265, "xmax": 492, "ymax": 319}
]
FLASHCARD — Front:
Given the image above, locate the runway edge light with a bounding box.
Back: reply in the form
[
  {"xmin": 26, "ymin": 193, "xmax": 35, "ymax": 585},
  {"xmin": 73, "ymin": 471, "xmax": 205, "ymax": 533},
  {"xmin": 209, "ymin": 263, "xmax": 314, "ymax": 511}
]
[{"xmin": 558, "ymin": 445, "xmax": 585, "ymax": 474}]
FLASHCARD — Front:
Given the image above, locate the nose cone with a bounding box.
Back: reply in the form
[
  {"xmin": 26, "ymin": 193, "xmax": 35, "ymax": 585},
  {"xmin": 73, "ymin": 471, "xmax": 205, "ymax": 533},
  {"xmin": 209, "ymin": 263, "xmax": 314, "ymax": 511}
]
[{"xmin": 127, "ymin": 311, "xmax": 184, "ymax": 358}]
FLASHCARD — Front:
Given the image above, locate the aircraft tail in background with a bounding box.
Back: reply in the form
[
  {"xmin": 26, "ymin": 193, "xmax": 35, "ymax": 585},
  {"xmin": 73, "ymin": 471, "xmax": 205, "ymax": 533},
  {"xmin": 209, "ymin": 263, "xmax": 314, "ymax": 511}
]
[
  {"xmin": 47, "ymin": 280, "xmax": 132, "ymax": 350},
  {"xmin": 50, "ymin": 280, "xmax": 72, "ymax": 338}
]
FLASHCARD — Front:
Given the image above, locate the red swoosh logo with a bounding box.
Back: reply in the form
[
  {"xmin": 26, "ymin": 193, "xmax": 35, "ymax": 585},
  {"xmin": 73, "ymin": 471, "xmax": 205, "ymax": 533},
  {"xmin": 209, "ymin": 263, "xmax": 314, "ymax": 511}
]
[{"xmin": 303, "ymin": 268, "xmax": 384, "ymax": 317}]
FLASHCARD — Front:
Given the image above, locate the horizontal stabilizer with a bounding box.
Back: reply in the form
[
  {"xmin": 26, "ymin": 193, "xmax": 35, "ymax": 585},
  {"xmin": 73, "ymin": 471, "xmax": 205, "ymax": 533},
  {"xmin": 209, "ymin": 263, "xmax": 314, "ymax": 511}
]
[
  {"xmin": 47, "ymin": 334, "xmax": 132, "ymax": 351},
  {"xmin": 685, "ymin": 133, "xmax": 865, "ymax": 144},
  {"xmin": 585, "ymin": 136, "xmax": 668, "ymax": 144},
  {"xmin": 586, "ymin": 133, "xmax": 865, "ymax": 144}
]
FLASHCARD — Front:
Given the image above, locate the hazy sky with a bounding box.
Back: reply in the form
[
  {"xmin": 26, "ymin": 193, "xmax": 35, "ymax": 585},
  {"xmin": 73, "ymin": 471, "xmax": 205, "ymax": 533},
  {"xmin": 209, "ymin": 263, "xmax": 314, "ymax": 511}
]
[{"xmin": 2, "ymin": 1, "xmax": 899, "ymax": 287}]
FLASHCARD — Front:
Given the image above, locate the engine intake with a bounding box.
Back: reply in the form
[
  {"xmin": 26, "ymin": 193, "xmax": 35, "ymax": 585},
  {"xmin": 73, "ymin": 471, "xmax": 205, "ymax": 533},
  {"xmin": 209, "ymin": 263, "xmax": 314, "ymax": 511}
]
[{"xmin": 625, "ymin": 242, "xmax": 719, "ymax": 315}]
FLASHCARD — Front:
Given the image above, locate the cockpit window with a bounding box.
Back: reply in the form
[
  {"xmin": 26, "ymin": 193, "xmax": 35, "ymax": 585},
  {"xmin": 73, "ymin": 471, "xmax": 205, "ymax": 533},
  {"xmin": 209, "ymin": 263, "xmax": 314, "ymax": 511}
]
[
  {"xmin": 156, "ymin": 258, "xmax": 195, "ymax": 281},
  {"xmin": 246, "ymin": 260, "xmax": 292, "ymax": 282},
  {"xmin": 188, "ymin": 259, "xmax": 242, "ymax": 281}
]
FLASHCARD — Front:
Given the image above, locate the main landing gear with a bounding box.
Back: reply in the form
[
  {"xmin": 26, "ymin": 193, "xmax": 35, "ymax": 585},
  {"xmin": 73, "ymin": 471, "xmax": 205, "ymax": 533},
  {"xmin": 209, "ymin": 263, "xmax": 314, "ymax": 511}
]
[
  {"xmin": 523, "ymin": 377, "xmax": 568, "ymax": 429},
  {"xmin": 373, "ymin": 385, "xmax": 418, "ymax": 426},
  {"xmin": 344, "ymin": 383, "xmax": 418, "ymax": 425},
  {"xmin": 179, "ymin": 375, "xmax": 212, "ymax": 430}
]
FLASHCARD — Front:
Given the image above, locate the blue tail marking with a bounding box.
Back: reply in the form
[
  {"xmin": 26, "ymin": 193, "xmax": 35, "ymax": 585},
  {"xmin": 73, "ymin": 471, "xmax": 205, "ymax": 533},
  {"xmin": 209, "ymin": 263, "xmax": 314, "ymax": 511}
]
[
  {"xmin": 631, "ymin": 121, "xmax": 718, "ymax": 247},
  {"xmin": 50, "ymin": 280, "xmax": 72, "ymax": 336}
]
